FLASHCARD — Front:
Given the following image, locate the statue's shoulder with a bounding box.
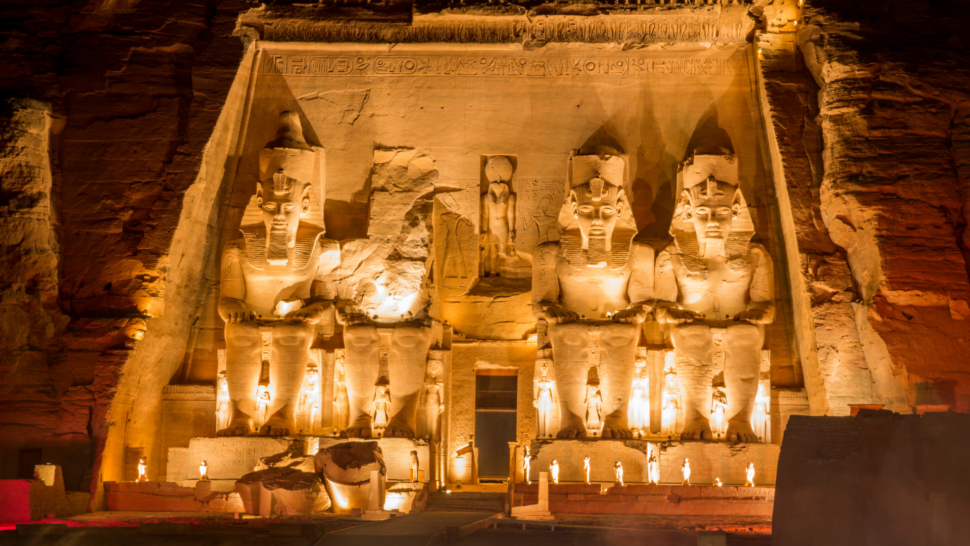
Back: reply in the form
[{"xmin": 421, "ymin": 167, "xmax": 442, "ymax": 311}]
[{"xmin": 747, "ymin": 243, "xmax": 771, "ymax": 264}]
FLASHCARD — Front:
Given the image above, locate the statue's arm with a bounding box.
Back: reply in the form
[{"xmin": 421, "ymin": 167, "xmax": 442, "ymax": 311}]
[
  {"xmin": 614, "ymin": 243, "xmax": 655, "ymax": 323},
  {"xmin": 287, "ymin": 239, "xmax": 339, "ymax": 326},
  {"xmin": 653, "ymin": 248, "xmax": 698, "ymax": 324},
  {"xmin": 218, "ymin": 239, "xmax": 254, "ymax": 323},
  {"xmin": 739, "ymin": 245, "xmax": 775, "ymax": 324},
  {"xmin": 508, "ymin": 193, "xmax": 517, "ymax": 241},
  {"xmin": 532, "ymin": 243, "xmax": 577, "ymax": 323}
]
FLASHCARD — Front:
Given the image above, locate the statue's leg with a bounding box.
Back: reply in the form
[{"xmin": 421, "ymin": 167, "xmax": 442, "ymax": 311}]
[
  {"xmin": 342, "ymin": 324, "xmax": 380, "ymax": 437},
  {"xmin": 724, "ymin": 323, "xmax": 763, "ymax": 443},
  {"xmin": 258, "ymin": 321, "xmax": 313, "ymax": 436},
  {"xmin": 549, "ymin": 322, "xmax": 589, "ymax": 438},
  {"xmin": 670, "ymin": 323, "xmax": 714, "ymax": 440},
  {"xmin": 219, "ymin": 321, "xmax": 261, "ymax": 436},
  {"xmin": 385, "ymin": 326, "xmax": 433, "ymax": 438},
  {"xmin": 599, "ymin": 322, "xmax": 640, "ymax": 439}
]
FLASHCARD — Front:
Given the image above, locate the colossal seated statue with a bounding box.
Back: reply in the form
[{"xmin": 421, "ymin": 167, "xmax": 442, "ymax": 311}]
[
  {"xmin": 655, "ymin": 149, "xmax": 774, "ymax": 443},
  {"xmin": 217, "ymin": 111, "xmax": 339, "ymax": 437},
  {"xmin": 532, "ymin": 149, "xmax": 654, "ymax": 439}
]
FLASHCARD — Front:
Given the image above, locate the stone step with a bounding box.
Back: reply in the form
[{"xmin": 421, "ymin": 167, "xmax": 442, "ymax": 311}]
[{"xmin": 426, "ymin": 491, "xmax": 505, "ymax": 512}]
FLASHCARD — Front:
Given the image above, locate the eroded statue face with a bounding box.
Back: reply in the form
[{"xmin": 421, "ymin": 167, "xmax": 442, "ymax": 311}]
[
  {"xmin": 570, "ymin": 178, "xmax": 623, "ymax": 243},
  {"xmin": 257, "ymin": 172, "xmax": 310, "ymax": 239},
  {"xmin": 684, "ymin": 178, "xmax": 740, "ymax": 248}
]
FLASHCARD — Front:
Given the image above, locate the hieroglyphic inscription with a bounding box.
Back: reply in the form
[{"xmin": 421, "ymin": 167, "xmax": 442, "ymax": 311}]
[
  {"xmin": 266, "ymin": 54, "xmax": 743, "ymax": 78},
  {"xmin": 517, "ymin": 178, "xmax": 564, "ymax": 255},
  {"xmin": 260, "ymin": 16, "xmax": 750, "ymax": 44}
]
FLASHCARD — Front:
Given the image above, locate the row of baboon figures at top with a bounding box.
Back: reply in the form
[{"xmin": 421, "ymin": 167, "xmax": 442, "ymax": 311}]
[{"xmin": 213, "ymin": 111, "xmax": 775, "ymax": 444}]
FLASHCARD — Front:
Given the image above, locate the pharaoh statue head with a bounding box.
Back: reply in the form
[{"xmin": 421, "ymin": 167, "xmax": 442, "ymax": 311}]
[
  {"xmin": 562, "ymin": 149, "xmax": 636, "ymax": 268},
  {"xmin": 241, "ymin": 111, "xmax": 325, "ymax": 264},
  {"xmin": 671, "ymin": 148, "xmax": 754, "ymax": 257}
]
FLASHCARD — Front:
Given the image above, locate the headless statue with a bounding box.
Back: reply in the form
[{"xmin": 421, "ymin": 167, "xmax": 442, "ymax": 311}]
[
  {"xmin": 217, "ymin": 111, "xmax": 339, "ymax": 437},
  {"xmin": 655, "ymin": 149, "xmax": 774, "ymax": 443},
  {"xmin": 532, "ymin": 150, "xmax": 654, "ymax": 439}
]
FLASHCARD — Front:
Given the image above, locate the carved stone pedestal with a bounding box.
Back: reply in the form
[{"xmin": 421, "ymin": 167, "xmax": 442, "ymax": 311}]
[{"xmin": 528, "ymin": 439, "xmax": 779, "ymax": 486}]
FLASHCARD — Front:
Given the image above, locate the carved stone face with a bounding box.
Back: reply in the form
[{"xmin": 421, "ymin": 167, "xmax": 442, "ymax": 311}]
[
  {"xmin": 257, "ymin": 173, "xmax": 311, "ymax": 239},
  {"xmin": 570, "ymin": 178, "xmax": 623, "ymax": 243},
  {"xmin": 683, "ymin": 178, "xmax": 740, "ymax": 249}
]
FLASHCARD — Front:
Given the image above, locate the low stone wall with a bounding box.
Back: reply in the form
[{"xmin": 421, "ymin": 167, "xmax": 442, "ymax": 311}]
[
  {"xmin": 0, "ymin": 465, "xmax": 90, "ymax": 522},
  {"xmin": 104, "ymin": 481, "xmax": 244, "ymax": 512},
  {"xmin": 529, "ymin": 439, "xmax": 781, "ymax": 486},
  {"xmin": 512, "ymin": 483, "xmax": 774, "ymax": 516}
]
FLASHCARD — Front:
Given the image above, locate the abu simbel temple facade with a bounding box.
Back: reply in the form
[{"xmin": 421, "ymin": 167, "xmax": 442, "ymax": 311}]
[{"xmin": 1, "ymin": 0, "xmax": 970, "ymax": 541}]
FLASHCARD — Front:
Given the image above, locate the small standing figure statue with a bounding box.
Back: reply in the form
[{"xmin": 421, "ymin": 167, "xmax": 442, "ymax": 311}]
[
  {"xmin": 647, "ymin": 449, "xmax": 660, "ymax": 485},
  {"xmin": 199, "ymin": 461, "xmax": 209, "ymax": 481},
  {"xmin": 410, "ymin": 451, "xmax": 420, "ymax": 483},
  {"xmin": 614, "ymin": 462, "xmax": 624, "ymax": 486},
  {"xmin": 373, "ymin": 384, "xmax": 391, "ymax": 431},
  {"xmin": 681, "ymin": 458, "xmax": 691, "ymax": 486},
  {"xmin": 751, "ymin": 383, "xmax": 771, "ymax": 443},
  {"xmin": 629, "ymin": 382, "xmax": 649, "ymax": 436},
  {"xmin": 711, "ymin": 387, "xmax": 728, "ymax": 439},
  {"xmin": 745, "ymin": 463, "xmax": 755, "ymax": 487},
  {"xmin": 661, "ymin": 368, "xmax": 682, "ymax": 437},
  {"xmin": 534, "ymin": 362, "xmax": 555, "ymax": 438},
  {"xmin": 586, "ymin": 387, "xmax": 603, "ymax": 432},
  {"xmin": 584, "ymin": 456, "xmax": 591, "ymax": 484},
  {"xmin": 255, "ymin": 384, "xmax": 271, "ymax": 430},
  {"xmin": 215, "ymin": 371, "xmax": 231, "ymax": 431},
  {"xmin": 523, "ymin": 445, "xmax": 532, "ymax": 485},
  {"xmin": 715, "ymin": 477, "xmax": 723, "ymax": 487},
  {"xmin": 550, "ymin": 460, "xmax": 560, "ymax": 484},
  {"xmin": 137, "ymin": 457, "xmax": 148, "ymax": 482}
]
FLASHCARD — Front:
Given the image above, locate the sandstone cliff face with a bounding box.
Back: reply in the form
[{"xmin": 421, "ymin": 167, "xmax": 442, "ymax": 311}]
[
  {"xmin": 762, "ymin": 0, "xmax": 970, "ymax": 414},
  {"xmin": 0, "ymin": 0, "xmax": 250, "ymax": 504}
]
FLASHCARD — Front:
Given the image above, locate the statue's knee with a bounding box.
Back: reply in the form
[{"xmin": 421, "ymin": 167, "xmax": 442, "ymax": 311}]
[
  {"xmin": 393, "ymin": 327, "xmax": 431, "ymax": 348},
  {"xmin": 551, "ymin": 326, "xmax": 587, "ymax": 348},
  {"xmin": 345, "ymin": 324, "xmax": 378, "ymax": 346},
  {"xmin": 726, "ymin": 323, "xmax": 763, "ymax": 349},
  {"xmin": 602, "ymin": 322, "xmax": 639, "ymax": 345},
  {"xmin": 225, "ymin": 322, "xmax": 260, "ymax": 347},
  {"xmin": 272, "ymin": 322, "xmax": 312, "ymax": 346}
]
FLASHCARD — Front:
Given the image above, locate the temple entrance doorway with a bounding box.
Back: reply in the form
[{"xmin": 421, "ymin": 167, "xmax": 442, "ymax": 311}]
[{"xmin": 474, "ymin": 370, "xmax": 518, "ymax": 480}]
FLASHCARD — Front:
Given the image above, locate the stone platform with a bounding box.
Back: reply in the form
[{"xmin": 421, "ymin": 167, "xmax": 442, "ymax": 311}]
[
  {"xmin": 512, "ymin": 483, "xmax": 774, "ymax": 516},
  {"xmin": 104, "ymin": 481, "xmax": 244, "ymax": 512},
  {"xmin": 168, "ymin": 436, "xmax": 430, "ymax": 485},
  {"xmin": 0, "ymin": 465, "xmax": 89, "ymax": 522},
  {"xmin": 528, "ymin": 439, "xmax": 780, "ymax": 486}
]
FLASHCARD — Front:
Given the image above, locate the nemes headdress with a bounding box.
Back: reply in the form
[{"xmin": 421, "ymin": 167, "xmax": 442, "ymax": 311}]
[
  {"xmin": 259, "ymin": 111, "xmax": 315, "ymax": 188},
  {"xmin": 671, "ymin": 148, "xmax": 754, "ymax": 256}
]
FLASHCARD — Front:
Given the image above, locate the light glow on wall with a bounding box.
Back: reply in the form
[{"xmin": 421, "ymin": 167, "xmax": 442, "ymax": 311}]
[{"xmin": 383, "ymin": 492, "xmax": 406, "ymax": 511}]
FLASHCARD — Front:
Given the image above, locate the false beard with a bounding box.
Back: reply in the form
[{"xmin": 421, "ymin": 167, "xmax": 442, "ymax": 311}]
[
  {"xmin": 267, "ymin": 229, "xmax": 290, "ymax": 265},
  {"xmin": 587, "ymin": 235, "xmax": 608, "ymax": 268},
  {"xmin": 701, "ymin": 237, "xmax": 726, "ymax": 258}
]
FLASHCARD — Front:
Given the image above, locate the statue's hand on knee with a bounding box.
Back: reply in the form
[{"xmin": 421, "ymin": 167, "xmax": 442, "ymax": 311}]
[
  {"xmin": 336, "ymin": 305, "xmax": 370, "ymax": 326},
  {"xmin": 536, "ymin": 303, "xmax": 580, "ymax": 324},
  {"xmin": 285, "ymin": 302, "xmax": 329, "ymax": 324},
  {"xmin": 612, "ymin": 303, "xmax": 652, "ymax": 324},
  {"xmin": 735, "ymin": 307, "xmax": 773, "ymax": 325},
  {"xmin": 656, "ymin": 307, "xmax": 701, "ymax": 325},
  {"xmin": 220, "ymin": 299, "xmax": 256, "ymax": 323}
]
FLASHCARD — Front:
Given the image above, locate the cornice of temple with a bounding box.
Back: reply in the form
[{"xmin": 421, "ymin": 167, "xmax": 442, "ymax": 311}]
[{"xmin": 236, "ymin": 2, "xmax": 761, "ymax": 44}]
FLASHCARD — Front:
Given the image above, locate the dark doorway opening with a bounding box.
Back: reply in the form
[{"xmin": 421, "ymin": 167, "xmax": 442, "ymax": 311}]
[{"xmin": 475, "ymin": 372, "xmax": 517, "ymax": 480}]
